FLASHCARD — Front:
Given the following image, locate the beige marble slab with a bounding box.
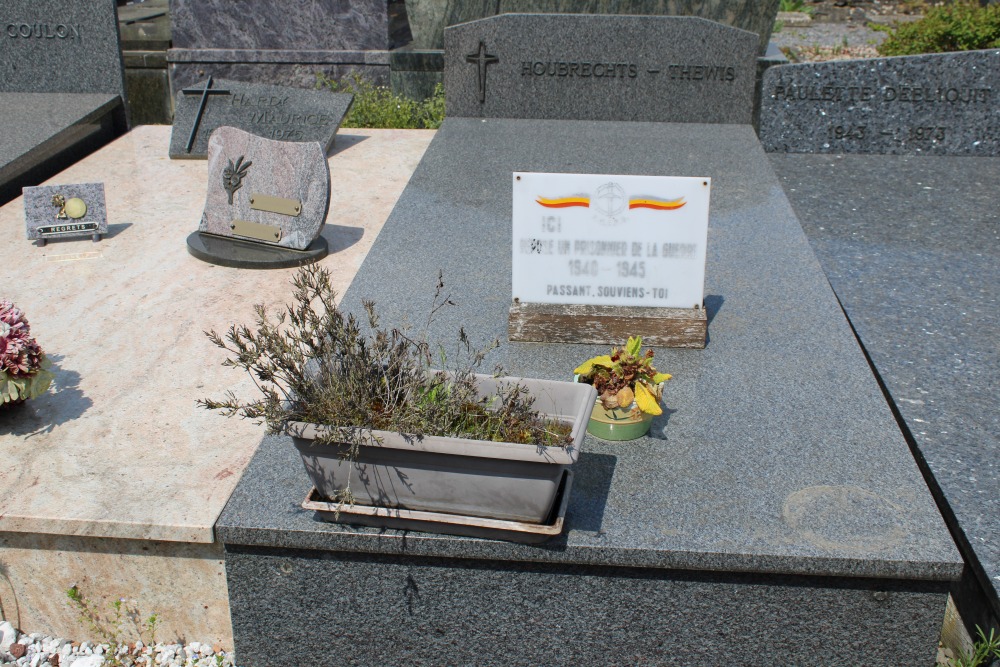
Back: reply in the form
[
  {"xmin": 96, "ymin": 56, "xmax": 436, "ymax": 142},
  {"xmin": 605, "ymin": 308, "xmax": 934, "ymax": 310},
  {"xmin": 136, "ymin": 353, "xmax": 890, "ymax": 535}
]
[
  {"xmin": 0, "ymin": 532, "xmax": 232, "ymax": 648},
  {"xmin": 0, "ymin": 126, "xmax": 435, "ymax": 543}
]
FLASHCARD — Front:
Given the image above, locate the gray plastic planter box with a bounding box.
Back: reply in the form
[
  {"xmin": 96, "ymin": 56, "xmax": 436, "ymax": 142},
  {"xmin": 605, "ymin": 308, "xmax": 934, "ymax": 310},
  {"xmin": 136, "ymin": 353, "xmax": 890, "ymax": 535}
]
[{"xmin": 288, "ymin": 374, "xmax": 596, "ymax": 523}]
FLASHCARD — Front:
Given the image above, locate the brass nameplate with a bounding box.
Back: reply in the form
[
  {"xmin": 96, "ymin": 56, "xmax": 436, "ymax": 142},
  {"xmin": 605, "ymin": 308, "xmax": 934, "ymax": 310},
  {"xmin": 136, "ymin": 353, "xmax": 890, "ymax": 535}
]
[
  {"xmin": 249, "ymin": 193, "xmax": 301, "ymax": 217},
  {"xmin": 231, "ymin": 219, "xmax": 282, "ymax": 243},
  {"xmin": 37, "ymin": 222, "xmax": 99, "ymax": 236}
]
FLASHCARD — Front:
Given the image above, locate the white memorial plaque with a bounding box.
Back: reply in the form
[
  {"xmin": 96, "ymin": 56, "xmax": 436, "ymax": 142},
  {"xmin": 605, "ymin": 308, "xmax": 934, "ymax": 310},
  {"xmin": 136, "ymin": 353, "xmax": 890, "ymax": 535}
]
[{"xmin": 512, "ymin": 173, "xmax": 711, "ymax": 309}]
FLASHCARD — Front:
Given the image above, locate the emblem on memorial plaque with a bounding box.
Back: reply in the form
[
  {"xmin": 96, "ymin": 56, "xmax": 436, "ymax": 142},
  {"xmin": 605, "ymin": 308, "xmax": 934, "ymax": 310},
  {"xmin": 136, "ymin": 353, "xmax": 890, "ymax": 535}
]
[
  {"xmin": 593, "ymin": 182, "xmax": 627, "ymax": 224},
  {"xmin": 51, "ymin": 194, "xmax": 87, "ymax": 220},
  {"xmin": 223, "ymin": 155, "xmax": 252, "ymax": 205}
]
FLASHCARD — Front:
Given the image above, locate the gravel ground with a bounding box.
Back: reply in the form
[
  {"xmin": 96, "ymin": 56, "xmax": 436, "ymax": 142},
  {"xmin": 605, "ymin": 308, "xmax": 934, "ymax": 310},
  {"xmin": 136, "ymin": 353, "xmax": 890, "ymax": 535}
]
[
  {"xmin": 0, "ymin": 621, "xmax": 238, "ymax": 667},
  {"xmin": 771, "ymin": 2, "xmax": 926, "ymax": 62}
]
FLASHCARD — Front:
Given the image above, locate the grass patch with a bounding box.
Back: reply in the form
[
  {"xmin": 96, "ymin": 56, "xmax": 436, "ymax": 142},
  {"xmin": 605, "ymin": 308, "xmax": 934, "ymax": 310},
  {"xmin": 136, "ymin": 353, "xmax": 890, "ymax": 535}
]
[
  {"xmin": 317, "ymin": 73, "xmax": 445, "ymax": 129},
  {"xmin": 874, "ymin": 2, "xmax": 1000, "ymax": 55}
]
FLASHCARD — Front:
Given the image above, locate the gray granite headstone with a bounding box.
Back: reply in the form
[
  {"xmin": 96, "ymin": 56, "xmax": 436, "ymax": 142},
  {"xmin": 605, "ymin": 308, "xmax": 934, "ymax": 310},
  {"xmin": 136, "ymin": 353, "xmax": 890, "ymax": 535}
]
[
  {"xmin": 169, "ymin": 78, "xmax": 352, "ymax": 159},
  {"xmin": 0, "ymin": 0, "xmax": 129, "ymax": 203},
  {"xmin": 23, "ymin": 183, "xmax": 108, "ymax": 243},
  {"xmin": 410, "ymin": 0, "xmax": 780, "ymax": 56},
  {"xmin": 444, "ymin": 14, "xmax": 758, "ymax": 123},
  {"xmin": 199, "ymin": 127, "xmax": 330, "ymax": 251},
  {"xmin": 0, "ymin": 0, "xmax": 127, "ymax": 100},
  {"xmin": 760, "ymin": 49, "xmax": 1000, "ymax": 156}
]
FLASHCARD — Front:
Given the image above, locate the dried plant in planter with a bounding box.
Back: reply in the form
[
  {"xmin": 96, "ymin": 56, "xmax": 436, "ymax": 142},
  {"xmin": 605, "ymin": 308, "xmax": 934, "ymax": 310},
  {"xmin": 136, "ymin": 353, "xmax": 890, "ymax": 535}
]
[
  {"xmin": 0, "ymin": 300, "xmax": 54, "ymax": 406},
  {"xmin": 199, "ymin": 266, "xmax": 572, "ymax": 465}
]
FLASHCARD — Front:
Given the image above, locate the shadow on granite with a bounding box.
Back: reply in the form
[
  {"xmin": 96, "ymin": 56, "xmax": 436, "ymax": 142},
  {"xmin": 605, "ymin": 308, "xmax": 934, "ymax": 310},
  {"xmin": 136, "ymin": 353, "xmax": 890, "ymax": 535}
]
[
  {"xmin": 0, "ymin": 355, "xmax": 91, "ymax": 438},
  {"xmin": 328, "ymin": 133, "xmax": 370, "ymax": 157},
  {"xmin": 321, "ymin": 224, "xmax": 365, "ymax": 255}
]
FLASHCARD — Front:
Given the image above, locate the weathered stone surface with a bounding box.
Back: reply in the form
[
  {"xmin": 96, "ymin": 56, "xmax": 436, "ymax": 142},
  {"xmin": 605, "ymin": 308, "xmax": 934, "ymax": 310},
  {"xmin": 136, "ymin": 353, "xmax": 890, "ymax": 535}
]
[
  {"xmin": 23, "ymin": 183, "xmax": 108, "ymax": 241},
  {"xmin": 409, "ymin": 0, "xmax": 779, "ymax": 56},
  {"xmin": 166, "ymin": 0, "xmax": 407, "ymax": 90},
  {"xmin": 169, "ymin": 78, "xmax": 352, "ymax": 159},
  {"xmin": 170, "ymin": 0, "xmax": 399, "ymax": 50},
  {"xmin": 760, "ymin": 49, "xmax": 1000, "ymax": 156},
  {"xmin": 444, "ymin": 14, "xmax": 758, "ymax": 123},
  {"xmin": 199, "ymin": 127, "xmax": 329, "ymax": 251}
]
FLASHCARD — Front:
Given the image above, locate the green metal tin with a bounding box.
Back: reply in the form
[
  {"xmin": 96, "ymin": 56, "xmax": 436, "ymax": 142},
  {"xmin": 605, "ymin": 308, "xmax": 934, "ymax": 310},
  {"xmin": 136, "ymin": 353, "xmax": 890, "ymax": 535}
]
[{"xmin": 586, "ymin": 402, "xmax": 654, "ymax": 441}]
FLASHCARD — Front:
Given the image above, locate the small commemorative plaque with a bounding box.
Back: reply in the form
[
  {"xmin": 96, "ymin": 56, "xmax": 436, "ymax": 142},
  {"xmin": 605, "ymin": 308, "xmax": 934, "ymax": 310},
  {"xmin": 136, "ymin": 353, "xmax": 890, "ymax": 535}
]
[
  {"xmin": 186, "ymin": 126, "xmax": 330, "ymax": 269},
  {"xmin": 509, "ymin": 172, "xmax": 711, "ymax": 348},
  {"xmin": 24, "ymin": 183, "xmax": 108, "ymax": 246}
]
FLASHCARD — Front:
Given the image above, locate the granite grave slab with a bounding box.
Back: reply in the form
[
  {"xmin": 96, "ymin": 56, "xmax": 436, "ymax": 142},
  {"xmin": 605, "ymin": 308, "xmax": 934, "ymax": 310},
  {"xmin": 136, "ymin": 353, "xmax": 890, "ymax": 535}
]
[
  {"xmin": 169, "ymin": 78, "xmax": 352, "ymax": 159},
  {"xmin": 444, "ymin": 14, "xmax": 758, "ymax": 123},
  {"xmin": 759, "ymin": 49, "xmax": 1000, "ymax": 155},
  {"xmin": 770, "ymin": 152, "xmax": 1000, "ymax": 630},
  {"xmin": 0, "ymin": 0, "xmax": 128, "ymax": 203},
  {"xmin": 23, "ymin": 182, "xmax": 107, "ymax": 245},
  {"xmin": 167, "ymin": 0, "xmax": 410, "ymax": 91},
  {"xmin": 218, "ymin": 119, "xmax": 962, "ymax": 665},
  {"xmin": 188, "ymin": 127, "xmax": 330, "ymax": 267}
]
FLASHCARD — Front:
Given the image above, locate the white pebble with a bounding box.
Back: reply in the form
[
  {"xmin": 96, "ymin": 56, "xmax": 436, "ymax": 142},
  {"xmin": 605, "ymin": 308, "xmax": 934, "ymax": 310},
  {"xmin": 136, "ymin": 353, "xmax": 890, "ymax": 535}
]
[{"xmin": 0, "ymin": 621, "xmax": 17, "ymax": 652}]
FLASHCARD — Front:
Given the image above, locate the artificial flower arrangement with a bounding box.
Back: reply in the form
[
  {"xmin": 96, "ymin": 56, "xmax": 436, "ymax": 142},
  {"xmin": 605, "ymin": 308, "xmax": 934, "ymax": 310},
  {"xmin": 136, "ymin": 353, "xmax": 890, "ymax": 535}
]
[
  {"xmin": 574, "ymin": 336, "xmax": 671, "ymax": 440},
  {"xmin": 0, "ymin": 300, "xmax": 54, "ymax": 406}
]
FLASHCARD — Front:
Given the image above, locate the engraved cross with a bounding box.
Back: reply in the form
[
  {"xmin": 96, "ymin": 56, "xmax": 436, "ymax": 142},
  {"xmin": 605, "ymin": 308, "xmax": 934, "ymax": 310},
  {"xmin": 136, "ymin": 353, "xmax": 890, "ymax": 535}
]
[
  {"xmin": 465, "ymin": 41, "xmax": 499, "ymax": 104},
  {"xmin": 180, "ymin": 76, "xmax": 232, "ymax": 153}
]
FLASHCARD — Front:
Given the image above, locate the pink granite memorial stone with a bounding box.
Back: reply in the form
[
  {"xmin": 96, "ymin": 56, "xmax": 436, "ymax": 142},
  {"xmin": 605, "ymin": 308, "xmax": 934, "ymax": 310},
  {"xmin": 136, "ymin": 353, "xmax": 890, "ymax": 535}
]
[{"xmin": 199, "ymin": 126, "xmax": 330, "ymax": 251}]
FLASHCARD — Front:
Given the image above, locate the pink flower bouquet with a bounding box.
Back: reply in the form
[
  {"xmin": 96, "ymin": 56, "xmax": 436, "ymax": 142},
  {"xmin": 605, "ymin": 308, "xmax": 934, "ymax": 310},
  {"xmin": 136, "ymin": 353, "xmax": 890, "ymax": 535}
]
[{"xmin": 0, "ymin": 300, "xmax": 54, "ymax": 405}]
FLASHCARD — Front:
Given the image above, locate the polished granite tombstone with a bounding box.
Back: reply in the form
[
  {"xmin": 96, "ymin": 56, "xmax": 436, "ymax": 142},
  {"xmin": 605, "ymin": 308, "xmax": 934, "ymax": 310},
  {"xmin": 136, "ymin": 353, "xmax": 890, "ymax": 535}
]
[
  {"xmin": 770, "ymin": 152, "xmax": 1000, "ymax": 633},
  {"xmin": 167, "ymin": 0, "xmax": 410, "ymax": 91},
  {"xmin": 169, "ymin": 78, "xmax": 352, "ymax": 159},
  {"xmin": 445, "ymin": 15, "xmax": 758, "ymax": 123},
  {"xmin": 759, "ymin": 50, "xmax": 1000, "ymax": 155},
  {"xmin": 218, "ymin": 119, "xmax": 962, "ymax": 666},
  {"xmin": 0, "ymin": 0, "xmax": 128, "ymax": 204}
]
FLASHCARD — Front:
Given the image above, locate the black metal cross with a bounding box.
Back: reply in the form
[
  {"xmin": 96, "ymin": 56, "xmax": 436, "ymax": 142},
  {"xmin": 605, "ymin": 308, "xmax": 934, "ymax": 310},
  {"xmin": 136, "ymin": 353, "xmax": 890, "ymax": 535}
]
[
  {"xmin": 465, "ymin": 42, "xmax": 498, "ymax": 104},
  {"xmin": 180, "ymin": 76, "xmax": 231, "ymax": 153}
]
